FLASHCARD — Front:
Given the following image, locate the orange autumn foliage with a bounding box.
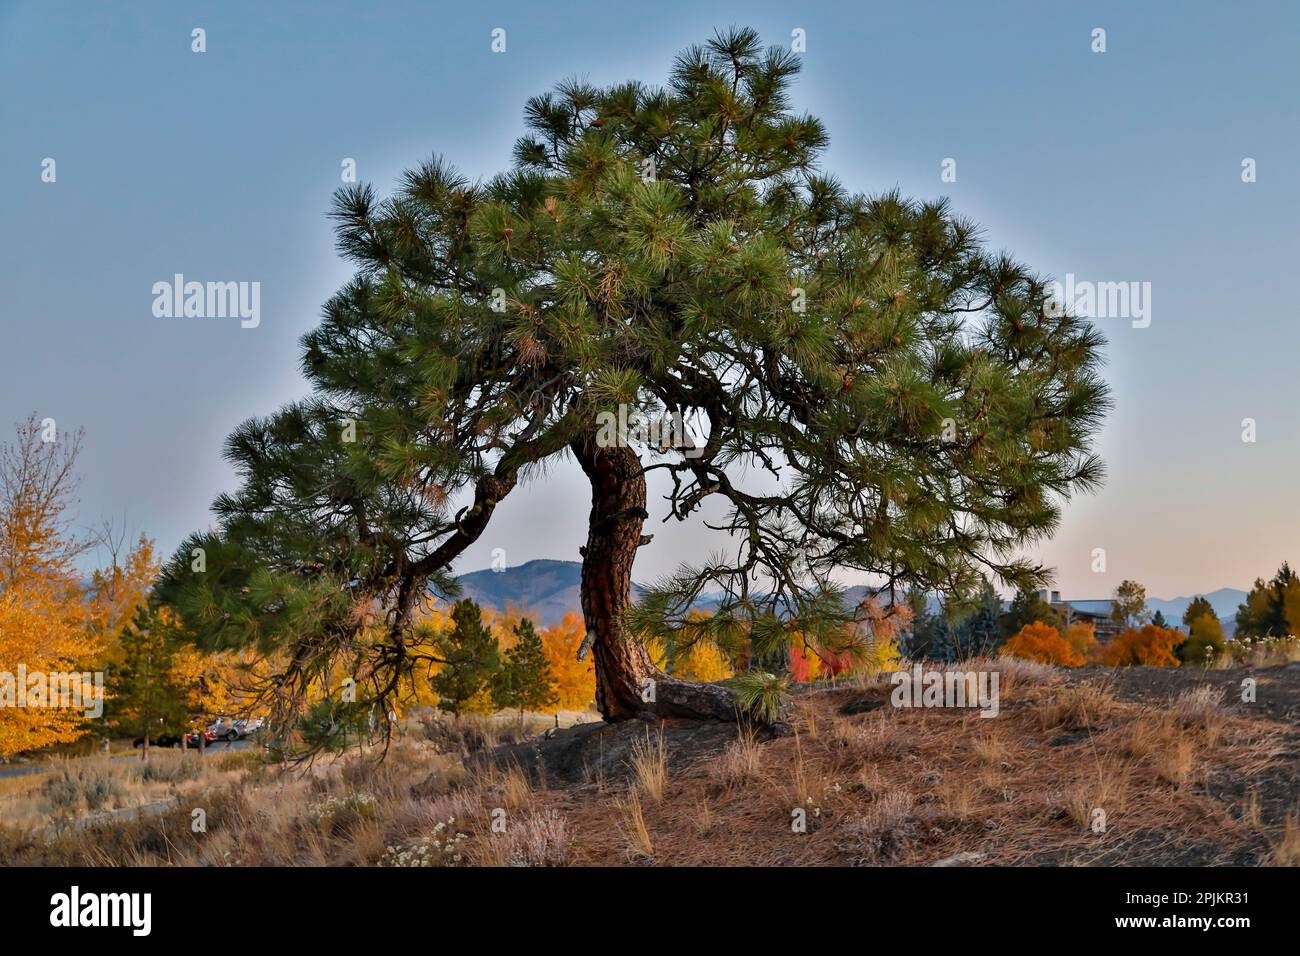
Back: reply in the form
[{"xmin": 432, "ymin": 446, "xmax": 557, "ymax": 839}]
[
  {"xmin": 1002, "ymin": 621, "xmax": 1084, "ymax": 667},
  {"xmin": 86, "ymin": 534, "xmax": 159, "ymax": 671},
  {"xmin": 1102, "ymin": 624, "xmax": 1183, "ymax": 667},
  {"xmin": 538, "ymin": 611, "xmax": 595, "ymax": 711},
  {"xmin": 0, "ymin": 419, "xmax": 100, "ymax": 757},
  {"xmin": 789, "ymin": 597, "xmax": 909, "ymax": 682},
  {"xmin": 1063, "ymin": 621, "xmax": 1102, "ymax": 664}
]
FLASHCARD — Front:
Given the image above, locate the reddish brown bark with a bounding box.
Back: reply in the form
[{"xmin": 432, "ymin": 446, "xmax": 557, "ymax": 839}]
[{"xmin": 571, "ymin": 438, "xmax": 737, "ymax": 723}]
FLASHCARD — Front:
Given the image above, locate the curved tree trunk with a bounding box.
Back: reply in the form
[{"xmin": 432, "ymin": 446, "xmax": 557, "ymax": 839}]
[{"xmin": 572, "ymin": 438, "xmax": 737, "ymax": 723}]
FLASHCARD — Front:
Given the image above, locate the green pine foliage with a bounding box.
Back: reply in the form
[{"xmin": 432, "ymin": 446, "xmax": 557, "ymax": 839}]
[
  {"xmin": 998, "ymin": 589, "xmax": 1059, "ymax": 641},
  {"xmin": 155, "ymin": 28, "xmax": 1110, "ymax": 722},
  {"xmin": 1181, "ymin": 596, "xmax": 1215, "ymax": 629},
  {"xmin": 112, "ymin": 605, "xmax": 186, "ymax": 743},
  {"xmin": 726, "ymin": 670, "xmax": 789, "ymax": 725},
  {"xmin": 429, "ymin": 600, "xmax": 500, "ymax": 716},
  {"xmin": 492, "ymin": 618, "xmax": 559, "ymax": 718},
  {"xmin": 1236, "ymin": 563, "xmax": 1300, "ymax": 639}
]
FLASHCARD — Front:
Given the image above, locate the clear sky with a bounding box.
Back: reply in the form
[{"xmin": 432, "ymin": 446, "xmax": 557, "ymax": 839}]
[{"xmin": 2, "ymin": 0, "xmax": 1298, "ymax": 600}]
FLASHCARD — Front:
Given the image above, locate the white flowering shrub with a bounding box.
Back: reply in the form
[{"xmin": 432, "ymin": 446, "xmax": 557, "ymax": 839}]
[
  {"xmin": 380, "ymin": 817, "xmax": 468, "ymax": 867},
  {"xmin": 307, "ymin": 792, "xmax": 378, "ymax": 827}
]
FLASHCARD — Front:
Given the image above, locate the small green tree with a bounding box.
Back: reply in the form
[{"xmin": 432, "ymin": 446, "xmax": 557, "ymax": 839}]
[
  {"xmin": 113, "ymin": 605, "xmax": 186, "ymax": 760},
  {"xmin": 430, "ymin": 600, "xmax": 499, "ymax": 717},
  {"xmin": 999, "ymin": 589, "xmax": 1058, "ymax": 640},
  {"xmin": 492, "ymin": 619, "xmax": 559, "ymax": 726},
  {"xmin": 940, "ymin": 577, "xmax": 1004, "ymax": 660},
  {"xmin": 1179, "ymin": 613, "xmax": 1226, "ymax": 666},
  {"xmin": 902, "ymin": 591, "xmax": 937, "ymax": 659},
  {"xmin": 1181, "ymin": 596, "xmax": 1215, "ymax": 629},
  {"xmin": 1236, "ymin": 563, "xmax": 1300, "ymax": 639}
]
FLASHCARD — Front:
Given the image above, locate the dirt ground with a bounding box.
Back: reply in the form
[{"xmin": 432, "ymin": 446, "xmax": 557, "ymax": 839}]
[{"xmin": 493, "ymin": 662, "xmax": 1300, "ymax": 866}]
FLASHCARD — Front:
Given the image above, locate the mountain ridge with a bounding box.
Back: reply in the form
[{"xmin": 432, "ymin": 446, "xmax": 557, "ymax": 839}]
[{"xmin": 453, "ymin": 559, "xmax": 1246, "ymax": 632}]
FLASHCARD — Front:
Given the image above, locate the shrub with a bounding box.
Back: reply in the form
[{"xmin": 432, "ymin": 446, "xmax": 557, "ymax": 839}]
[
  {"xmin": 1063, "ymin": 621, "xmax": 1101, "ymax": 663},
  {"xmin": 1038, "ymin": 683, "xmax": 1118, "ymax": 729},
  {"xmin": 504, "ymin": 810, "xmax": 568, "ymax": 867},
  {"xmin": 138, "ymin": 754, "xmax": 202, "ymax": 784},
  {"xmin": 1103, "ymin": 624, "xmax": 1183, "ymax": 667},
  {"xmin": 726, "ymin": 671, "xmax": 789, "ymax": 725},
  {"xmin": 378, "ymin": 818, "xmax": 467, "ymax": 867},
  {"xmin": 1179, "ymin": 614, "xmax": 1226, "ymax": 666},
  {"xmin": 1002, "ymin": 621, "xmax": 1084, "ymax": 667},
  {"xmin": 41, "ymin": 760, "xmax": 123, "ymax": 813}
]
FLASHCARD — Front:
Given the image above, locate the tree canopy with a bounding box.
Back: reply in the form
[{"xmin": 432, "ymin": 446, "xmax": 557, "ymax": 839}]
[{"xmin": 157, "ymin": 28, "xmax": 1109, "ymax": 732}]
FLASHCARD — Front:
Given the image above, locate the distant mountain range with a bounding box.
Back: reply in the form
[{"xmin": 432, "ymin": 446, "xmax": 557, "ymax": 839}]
[
  {"xmin": 1144, "ymin": 588, "xmax": 1246, "ymax": 635},
  {"xmin": 453, "ymin": 559, "xmax": 1247, "ymax": 634},
  {"xmin": 454, "ymin": 560, "xmax": 585, "ymax": 627}
]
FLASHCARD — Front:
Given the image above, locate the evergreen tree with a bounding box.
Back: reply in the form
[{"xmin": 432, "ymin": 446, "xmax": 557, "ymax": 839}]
[
  {"xmin": 901, "ymin": 591, "xmax": 936, "ymax": 659},
  {"xmin": 1151, "ymin": 608, "xmax": 1170, "ymax": 629},
  {"xmin": 947, "ymin": 578, "xmax": 1003, "ymax": 659},
  {"xmin": 999, "ymin": 589, "xmax": 1059, "ymax": 641},
  {"xmin": 113, "ymin": 604, "xmax": 186, "ymax": 759},
  {"xmin": 430, "ymin": 600, "xmax": 499, "ymax": 716},
  {"xmin": 1181, "ymin": 596, "xmax": 1214, "ymax": 629},
  {"xmin": 1236, "ymin": 563, "xmax": 1300, "ymax": 638},
  {"xmin": 1179, "ymin": 613, "xmax": 1225, "ymax": 666},
  {"xmin": 156, "ymin": 29, "xmax": 1109, "ymax": 729},
  {"xmin": 492, "ymin": 618, "xmax": 559, "ymax": 724}
]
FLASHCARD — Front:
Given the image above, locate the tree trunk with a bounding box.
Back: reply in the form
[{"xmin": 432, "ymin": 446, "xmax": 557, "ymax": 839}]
[{"xmin": 572, "ymin": 438, "xmax": 737, "ymax": 723}]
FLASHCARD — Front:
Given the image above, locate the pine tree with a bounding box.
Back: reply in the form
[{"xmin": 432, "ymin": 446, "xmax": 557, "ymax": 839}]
[
  {"xmin": 1181, "ymin": 596, "xmax": 1215, "ymax": 629},
  {"xmin": 429, "ymin": 600, "xmax": 499, "ymax": 717},
  {"xmin": 1236, "ymin": 563, "xmax": 1300, "ymax": 638},
  {"xmin": 492, "ymin": 618, "xmax": 559, "ymax": 725},
  {"xmin": 156, "ymin": 29, "xmax": 1109, "ymax": 729},
  {"xmin": 945, "ymin": 578, "xmax": 1003, "ymax": 659},
  {"xmin": 900, "ymin": 591, "xmax": 935, "ymax": 659},
  {"xmin": 999, "ymin": 589, "xmax": 1059, "ymax": 641},
  {"xmin": 114, "ymin": 604, "xmax": 186, "ymax": 759}
]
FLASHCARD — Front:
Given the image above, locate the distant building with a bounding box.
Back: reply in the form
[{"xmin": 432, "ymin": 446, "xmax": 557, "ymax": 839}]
[{"xmin": 1039, "ymin": 590, "xmax": 1124, "ymax": 642}]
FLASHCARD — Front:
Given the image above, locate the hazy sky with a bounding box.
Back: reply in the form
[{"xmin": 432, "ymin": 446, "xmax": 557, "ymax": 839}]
[{"xmin": 3, "ymin": 0, "xmax": 1298, "ymax": 600}]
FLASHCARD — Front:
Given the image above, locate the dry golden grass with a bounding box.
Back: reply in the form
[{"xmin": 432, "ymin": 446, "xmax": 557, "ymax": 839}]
[
  {"xmin": 1153, "ymin": 734, "xmax": 1197, "ymax": 786},
  {"xmin": 938, "ymin": 774, "xmax": 978, "ymax": 820},
  {"xmin": 533, "ymin": 670, "xmax": 1287, "ymax": 866},
  {"xmin": 972, "ymin": 732, "xmax": 1007, "ymax": 764},
  {"xmin": 1, "ymin": 668, "xmax": 1291, "ymax": 868},
  {"xmin": 712, "ymin": 726, "xmax": 763, "ymax": 788},
  {"xmin": 615, "ymin": 791, "xmax": 654, "ymax": 860},
  {"xmin": 693, "ymin": 796, "xmax": 715, "ymax": 834},
  {"xmin": 1037, "ymin": 682, "xmax": 1118, "ymax": 730},
  {"xmin": 629, "ymin": 732, "xmax": 667, "ymax": 802},
  {"xmin": 1064, "ymin": 758, "xmax": 1125, "ymax": 831},
  {"xmin": 1241, "ymin": 788, "xmax": 1262, "ymax": 828},
  {"xmin": 1269, "ymin": 815, "xmax": 1300, "ymax": 866}
]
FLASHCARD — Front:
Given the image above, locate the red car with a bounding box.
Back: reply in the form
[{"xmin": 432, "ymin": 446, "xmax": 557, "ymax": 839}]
[{"xmin": 184, "ymin": 727, "xmax": 218, "ymax": 748}]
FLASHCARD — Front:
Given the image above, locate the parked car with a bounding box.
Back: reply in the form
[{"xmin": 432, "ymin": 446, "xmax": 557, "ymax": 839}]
[
  {"xmin": 184, "ymin": 727, "xmax": 217, "ymax": 748},
  {"xmin": 207, "ymin": 718, "xmax": 239, "ymax": 742},
  {"xmin": 233, "ymin": 717, "xmax": 264, "ymax": 738},
  {"xmin": 207, "ymin": 716, "xmax": 264, "ymax": 742},
  {"xmin": 132, "ymin": 733, "xmax": 183, "ymax": 749}
]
